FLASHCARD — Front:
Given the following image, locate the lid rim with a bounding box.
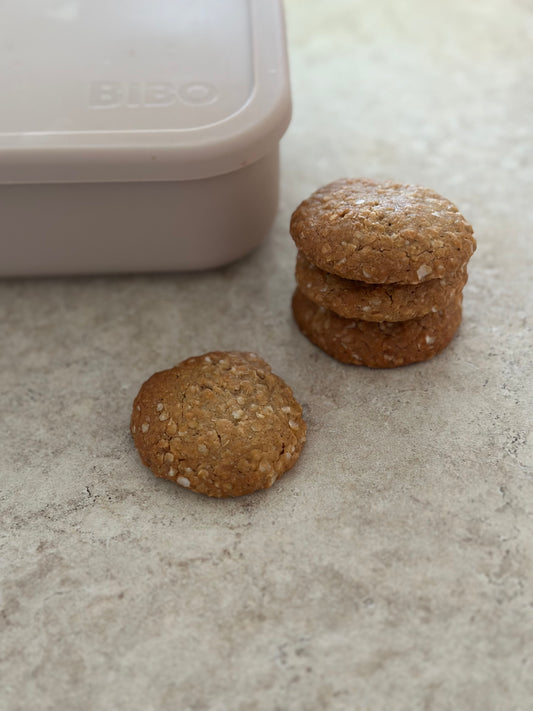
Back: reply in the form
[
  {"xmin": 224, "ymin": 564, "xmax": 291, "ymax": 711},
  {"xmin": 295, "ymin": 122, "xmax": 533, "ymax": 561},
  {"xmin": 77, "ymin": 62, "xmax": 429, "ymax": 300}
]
[{"xmin": 0, "ymin": 95, "xmax": 291, "ymax": 185}]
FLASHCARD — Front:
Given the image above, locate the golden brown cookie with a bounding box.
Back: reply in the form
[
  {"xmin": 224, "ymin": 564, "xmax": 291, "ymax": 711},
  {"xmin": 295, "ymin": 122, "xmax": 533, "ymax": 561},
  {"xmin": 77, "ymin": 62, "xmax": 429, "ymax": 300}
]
[
  {"xmin": 292, "ymin": 288, "xmax": 462, "ymax": 368},
  {"xmin": 131, "ymin": 351, "xmax": 306, "ymax": 498},
  {"xmin": 290, "ymin": 178, "xmax": 476, "ymax": 284},
  {"xmin": 295, "ymin": 251, "xmax": 468, "ymax": 322}
]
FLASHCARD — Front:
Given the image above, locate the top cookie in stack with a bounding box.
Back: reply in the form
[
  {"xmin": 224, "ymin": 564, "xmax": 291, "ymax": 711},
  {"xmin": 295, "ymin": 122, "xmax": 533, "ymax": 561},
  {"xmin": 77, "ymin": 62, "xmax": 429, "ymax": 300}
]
[{"xmin": 290, "ymin": 178, "xmax": 476, "ymax": 368}]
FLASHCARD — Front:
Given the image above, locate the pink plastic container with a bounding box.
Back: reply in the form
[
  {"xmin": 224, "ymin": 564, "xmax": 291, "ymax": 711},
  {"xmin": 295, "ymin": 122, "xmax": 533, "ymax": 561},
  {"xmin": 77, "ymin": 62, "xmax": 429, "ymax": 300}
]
[{"xmin": 0, "ymin": 0, "xmax": 291, "ymax": 275}]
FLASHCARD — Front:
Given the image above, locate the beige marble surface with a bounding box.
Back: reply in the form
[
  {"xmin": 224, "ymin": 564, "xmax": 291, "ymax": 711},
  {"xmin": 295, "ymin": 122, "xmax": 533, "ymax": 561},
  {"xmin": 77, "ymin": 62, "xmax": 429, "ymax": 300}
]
[{"xmin": 1, "ymin": 1, "xmax": 532, "ymax": 709}]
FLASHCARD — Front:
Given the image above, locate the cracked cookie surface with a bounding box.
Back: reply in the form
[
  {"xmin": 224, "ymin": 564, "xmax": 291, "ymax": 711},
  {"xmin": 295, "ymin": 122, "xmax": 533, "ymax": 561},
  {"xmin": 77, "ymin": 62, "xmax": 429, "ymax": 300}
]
[
  {"xmin": 295, "ymin": 251, "xmax": 468, "ymax": 322},
  {"xmin": 131, "ymin": 351, "xmax": 306, "ymax": 497},
  {"xmin": 290, "ymin": 178, "xmax": 476, "ymax": 284},
  {"xmin": 292, "ymin": 288, "xmax": 462, "ymax": 368}
]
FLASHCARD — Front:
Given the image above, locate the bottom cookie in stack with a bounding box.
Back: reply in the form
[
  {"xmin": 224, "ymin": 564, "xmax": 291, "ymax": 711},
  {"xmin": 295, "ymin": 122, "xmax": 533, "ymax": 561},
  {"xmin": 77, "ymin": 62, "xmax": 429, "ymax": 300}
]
[{"xmin": 292, "ymin": 287, "xmax": 463, "ymax": 369}]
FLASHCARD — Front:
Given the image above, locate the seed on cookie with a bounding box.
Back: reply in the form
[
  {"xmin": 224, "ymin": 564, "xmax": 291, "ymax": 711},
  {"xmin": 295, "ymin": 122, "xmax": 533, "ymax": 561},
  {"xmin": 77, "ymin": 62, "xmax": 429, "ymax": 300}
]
[
  {"xmin": 292, "ymin": 288, "xmax": 463, "ymax": 368},
  {"xmin": 290, "ymin": 178, "xmax": 476, "ymax": 284},
  {"xmin": 130, "ymin": 351, "xmax": 306, "ymax": 498},
  {"xmin": 295, "ymin": 251, "xmax": 468, "ymax": 322}
]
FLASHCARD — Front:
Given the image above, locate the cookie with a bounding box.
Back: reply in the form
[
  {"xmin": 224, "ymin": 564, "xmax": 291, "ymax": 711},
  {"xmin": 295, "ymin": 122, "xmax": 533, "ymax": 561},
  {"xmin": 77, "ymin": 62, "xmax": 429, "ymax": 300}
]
[
  {"xmin": 295, "ymin": 251, "xmax": 468, "ymax": 322},
  {"xmin": 290, "ymin": 178, "xmax": 476, "ymax": 284},
  {"xmin": 131, "ymin": 351, "xmax": 306, "ymax": 498},
  {"xmin": 292, "ymin": 288, "xmax": 462, "ymax": 368}
]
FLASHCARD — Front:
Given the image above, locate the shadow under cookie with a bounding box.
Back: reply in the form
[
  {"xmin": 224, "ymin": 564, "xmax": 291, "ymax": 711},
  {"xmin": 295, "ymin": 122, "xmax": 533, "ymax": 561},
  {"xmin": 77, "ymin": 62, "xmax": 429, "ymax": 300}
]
[{"xmin": 292, "ymin": 287, "xmax": 463, "ymax": 368}]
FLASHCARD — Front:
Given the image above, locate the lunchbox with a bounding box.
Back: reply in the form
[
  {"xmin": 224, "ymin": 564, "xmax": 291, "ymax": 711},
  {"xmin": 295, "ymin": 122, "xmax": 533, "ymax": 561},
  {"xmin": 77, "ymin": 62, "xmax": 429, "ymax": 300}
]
[{"xmin": 0, "ymin": 0, "xmax": 292, "ymax": 275}]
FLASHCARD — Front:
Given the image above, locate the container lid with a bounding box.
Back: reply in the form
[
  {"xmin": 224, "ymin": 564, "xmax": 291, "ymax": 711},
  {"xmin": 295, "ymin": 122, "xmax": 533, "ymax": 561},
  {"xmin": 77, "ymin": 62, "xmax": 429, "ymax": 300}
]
[{"xmin": 0, "ymin": 0, "xmax": 291, "ymax": 184}]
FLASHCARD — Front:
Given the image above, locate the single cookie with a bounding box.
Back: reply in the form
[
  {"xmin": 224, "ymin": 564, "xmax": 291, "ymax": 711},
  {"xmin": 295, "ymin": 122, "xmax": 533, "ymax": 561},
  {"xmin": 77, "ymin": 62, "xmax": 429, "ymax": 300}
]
[
  {"xmin": 292, "ymin": 288, "xmax": 462, "ymax": 368},
  {"xmin": 295, "ymin": 251, "xmax": 468, "ymax": 322},
  {"xmin": 131, "ymin": 351, "xmax": 306, "ymax": 497},
  {"xmin": 290, "ymin": 178, "xmax": 476, "ymax": 283}
]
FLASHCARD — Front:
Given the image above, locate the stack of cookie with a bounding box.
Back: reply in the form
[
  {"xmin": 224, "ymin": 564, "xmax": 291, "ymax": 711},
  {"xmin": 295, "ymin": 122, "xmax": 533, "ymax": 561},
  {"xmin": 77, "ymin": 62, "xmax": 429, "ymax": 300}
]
[{"xmin": 290, "ymin": 178, "xmax": 476, "ymax": 368}]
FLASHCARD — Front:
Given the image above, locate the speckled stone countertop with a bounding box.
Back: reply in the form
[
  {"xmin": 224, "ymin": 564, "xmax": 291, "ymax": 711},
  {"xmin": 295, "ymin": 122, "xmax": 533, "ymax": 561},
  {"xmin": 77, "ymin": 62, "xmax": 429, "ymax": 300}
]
[{"xmin": 1, "ymin": 1, "xmax": 532, "ymax": 709}]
